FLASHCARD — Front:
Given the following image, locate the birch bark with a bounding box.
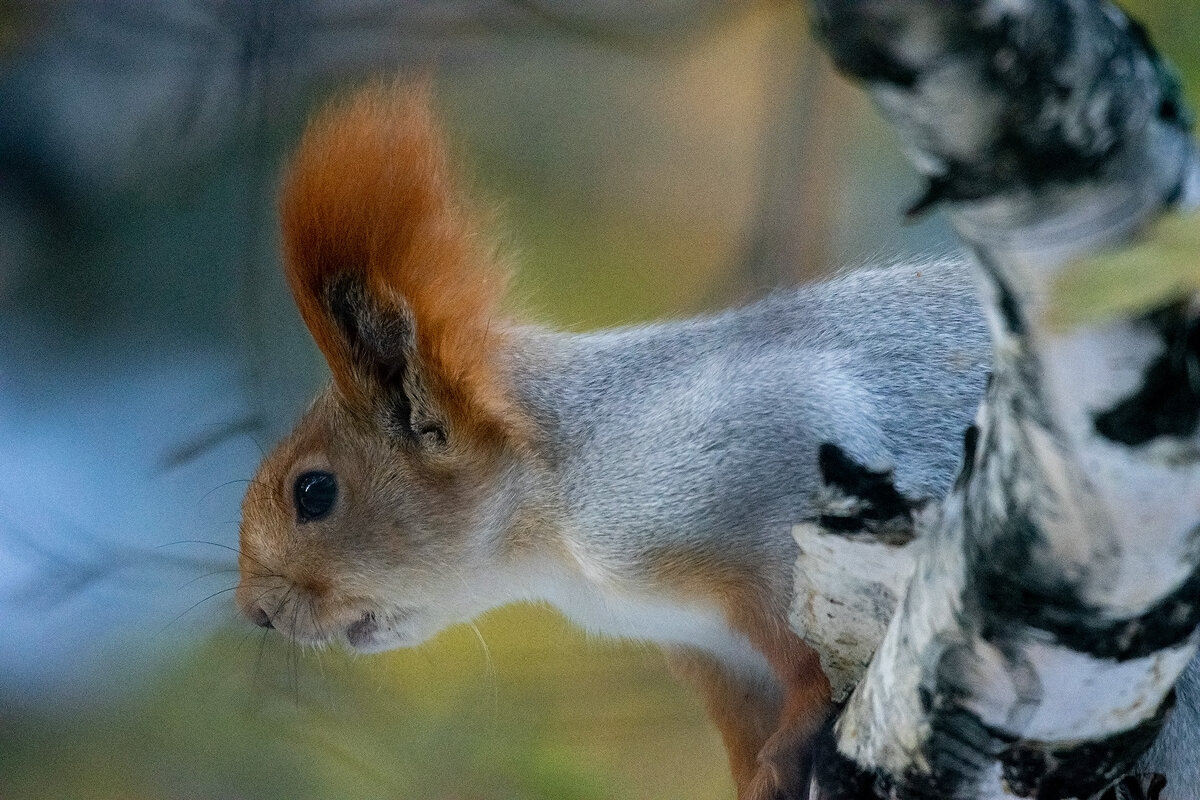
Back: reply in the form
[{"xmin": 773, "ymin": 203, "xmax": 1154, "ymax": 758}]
[{"xmin": 792, "ymin": 2, "xmax": 1200, "ymax": 797}]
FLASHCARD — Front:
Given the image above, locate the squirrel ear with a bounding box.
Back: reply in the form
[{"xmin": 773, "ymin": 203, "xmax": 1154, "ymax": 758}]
[
  {"xmin": 324, "ymin": 274, "xmax": 447, "ymax": 445},
  {"xmin": 279, "ymin": 82, "xmax": 517, "ymax": 449}
]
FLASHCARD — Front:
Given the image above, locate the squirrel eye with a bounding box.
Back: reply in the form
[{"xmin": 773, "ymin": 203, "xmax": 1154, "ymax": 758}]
[{"xmin": 294, "ymin": 471, "xmax": 337, "ymax": 522}]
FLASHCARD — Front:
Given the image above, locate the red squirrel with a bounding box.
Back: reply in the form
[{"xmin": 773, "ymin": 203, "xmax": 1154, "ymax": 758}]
[{"xmin": 236, "ymin": 83, "xmax": 990, "ymax": 798}]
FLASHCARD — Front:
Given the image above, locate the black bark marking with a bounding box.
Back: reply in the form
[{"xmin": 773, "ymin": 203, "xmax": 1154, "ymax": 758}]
[
  {"xmin": 810, "ymin": 8, "xmax": 918, "ymax": 88},
  {"xmin": 904, "ymin": 176, "xmax": 953, "ymax": 219},
  {"xmin": 999, "ymin": 702, "xmax": 1171, "ymax": 799},
  {"xmin": 993, "ymin": 271, "xmax": 1027, "ymax": 337},
  {"xmin": 813, "ymin": 2, "xmax": 1193, "ymax": 208},
  {"xmin": 953, "ymin": 424, "xmax": 980, "ymax": 491},
  {"xmin": 1094, "ymin": 301, "xmax": 1200, "ymax": 446},
  {"xmin": 971, "ymin": 507, "xmax": 1200, "ymax": 661},
  {"xmin": 809, "ymin": 718, "xmax": 947, "ymax": 799},
  {"xmin": 1126, "ymin": 15, "xmax": 1193, "ymax": 130},
  {"xmin": 818, "ymin": 514, "xmax": 868, "ymax": 534},
  {"xmin": 817, "ymin": 443, "xmax": 922, "ymax": 539},
  {"xmin": 1099, "ymin": 772, "xmax": 1168, "ymax": 800},
  {"xmin": 817, "ymin": 444, "xmax": 911, "ymax": 518},
  {"xmin": 925, "ymin": 705, "xmax": 998, "ymax": 791},
  {"xmin": 812, "ymin": 688, "xmax": 1172, "ymax": 798}
]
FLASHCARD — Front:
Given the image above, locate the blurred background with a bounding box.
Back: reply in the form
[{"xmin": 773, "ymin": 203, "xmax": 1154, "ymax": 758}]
[{"xmin": 1, "ymin": 2, "xmax": 1196, "ymax": 798}]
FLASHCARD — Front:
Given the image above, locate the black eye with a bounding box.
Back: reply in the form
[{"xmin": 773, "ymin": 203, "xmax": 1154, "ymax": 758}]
[{"xmin": 294, "ymin": 471, "xmax": 337, "ymax": 522}]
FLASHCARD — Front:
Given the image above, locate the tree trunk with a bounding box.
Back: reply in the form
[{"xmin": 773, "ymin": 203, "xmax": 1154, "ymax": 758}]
[{"xmin": 793, "ymin": 2, "xmax": 1200, "ymax": 797}]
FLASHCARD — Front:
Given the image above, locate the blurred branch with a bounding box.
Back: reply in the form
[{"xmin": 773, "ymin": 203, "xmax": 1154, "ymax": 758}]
[
  {"xmin": 1, "ymin": 0, "xmax": 772, "ymax": 440},
  {"xmin": 1, "ymin": 511, "xmax": 231, "ymax": 610},
  {"xmin": 741, "ymin": 41, "xmax": 869, "ymax": 290},
  {"xmin": 2, "ymin": 0, "xmax": 766, "ymax": 205}
]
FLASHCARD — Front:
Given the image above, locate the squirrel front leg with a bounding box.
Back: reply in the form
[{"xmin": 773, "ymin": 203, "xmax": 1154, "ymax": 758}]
[
  {"xmin": 669, "ymin": 601, "xmax": 832, "ymax": 800},
  {"xmin": 666, "ymin": 648, "xmax": 782, "ymax": 793},
  {"xmin": 735, "ymin": 603, "xmax": 832, "ymax": 800}
]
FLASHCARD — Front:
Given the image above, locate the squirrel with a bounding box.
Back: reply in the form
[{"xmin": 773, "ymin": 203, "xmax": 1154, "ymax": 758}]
[{"xmin": 235, "ymin": 83, "xmax": 991, "ymax": 799}]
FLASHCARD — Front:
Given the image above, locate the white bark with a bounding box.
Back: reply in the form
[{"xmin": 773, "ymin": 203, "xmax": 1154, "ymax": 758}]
[{"xmin": 790, "ymin": 522, "xmax": 915, "ymax": 702}]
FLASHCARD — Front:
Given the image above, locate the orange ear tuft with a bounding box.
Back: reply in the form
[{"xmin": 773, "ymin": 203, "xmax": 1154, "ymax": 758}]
[{"xmin": 279, "ymin": 82, "xmax": 518, "ymax": 448}]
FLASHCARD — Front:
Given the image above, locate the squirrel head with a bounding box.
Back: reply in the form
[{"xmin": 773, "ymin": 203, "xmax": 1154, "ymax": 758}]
[{"xmin": 235, "ymin": 83, "xmax": 528, "ymax": 651}]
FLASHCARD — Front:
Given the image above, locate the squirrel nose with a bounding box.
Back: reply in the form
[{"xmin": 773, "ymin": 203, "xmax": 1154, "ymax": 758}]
[{"xmin": 248, "ymin": 605, "xmax": 274, "ymax": 629}]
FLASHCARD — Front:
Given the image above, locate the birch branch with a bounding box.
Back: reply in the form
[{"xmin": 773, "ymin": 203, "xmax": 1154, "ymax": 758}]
[{"xmin": 795, "ymin": 2, "xmax": 1200, "ymax": 797}]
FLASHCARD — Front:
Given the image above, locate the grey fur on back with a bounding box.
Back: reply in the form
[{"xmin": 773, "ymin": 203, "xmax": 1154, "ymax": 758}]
[
  {"xmin": 509, "ymin": 257, "xmax": 990, "ymax": 584},
  {"xmin": 1140, "ymin": 655, "xmax": 1200, "ymax": 797}
]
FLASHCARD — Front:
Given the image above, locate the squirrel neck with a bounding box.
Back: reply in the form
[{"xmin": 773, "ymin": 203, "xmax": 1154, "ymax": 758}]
[{"xmin": 494, "ymin": 318, "xmax": 806, "ymax": 592}]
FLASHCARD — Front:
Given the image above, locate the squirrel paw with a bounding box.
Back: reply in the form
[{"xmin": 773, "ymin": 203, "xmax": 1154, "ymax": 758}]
[{"xmin": 742, "ymin": 727, "xmax": 815, "ymax": 800}]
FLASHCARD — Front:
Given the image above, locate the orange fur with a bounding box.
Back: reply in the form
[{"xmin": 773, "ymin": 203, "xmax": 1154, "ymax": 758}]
[
  {"xmin": 730, "ymin": 600, "xmax": 832, "ymax": 799},
  {"xmin": 649, "ymin": 553, "xmax": 833, "ymax": 797},
  {"xmin": 666, "ymin": 648, "xmax": 781, "ymax": 792},
  {"xmin": 279, "ymin": 82, "xmax": 516, "ymax": 447}
]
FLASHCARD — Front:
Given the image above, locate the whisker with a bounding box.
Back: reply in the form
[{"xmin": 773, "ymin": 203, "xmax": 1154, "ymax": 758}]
[
  {"xmin": 178, "ymin": 567, "xmax": 243, "ymax": 590},
  {"xmin": 466, "ymin": 620, "xmax": 500, "ymax": 722},
  {"xmin": 289, "ymin": 599, "xmax": 302, "ymax": 705},
  {"xmin": 255, "ymin": 584, "xmax": 296, "ymax": 703},
  {"xmin": 157, "ymin": 539, "xmax": 237, "ymax": 552},
  {"xmin": 154, "ymin": 585, "xmax": 241, "ymax": 638},
  {"xmin": 157, "ymin": 539, "xmax": 271, "ymax": 573},
  {"xmin": 198, "ymin": 478, "xmax": 255, "ymax": 504},
  {"xmin": 254, "ymin": 622, "xmax": 274, "ymax": 695},
  {"xmin": 246, "ymin": 431, "xmax": 267, "ymax": 459},
  {"xmin": 308, "ymin": 594, "xmax": 332, "ymax": 649},
  {"xmin": 444, "ymin": 565, "xmax": 501, "ymax": 720},
  {"xmin": 244, "ymin": 583, "xmax": 283, "ymax": 622},
  {"xmin": 237, "ymin": 568, "xmax": 285, "ymax": 582},
  {"xmin": 306, "ymin": 595, "xmax": 334, "ymax": 704},
  {"xmin": 269, "ymin": 584, "xmax": 295, "ymax": 633},
  {"xmin": 273, "ymin": 586, "xmax": 302, "ymax": 706}
]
